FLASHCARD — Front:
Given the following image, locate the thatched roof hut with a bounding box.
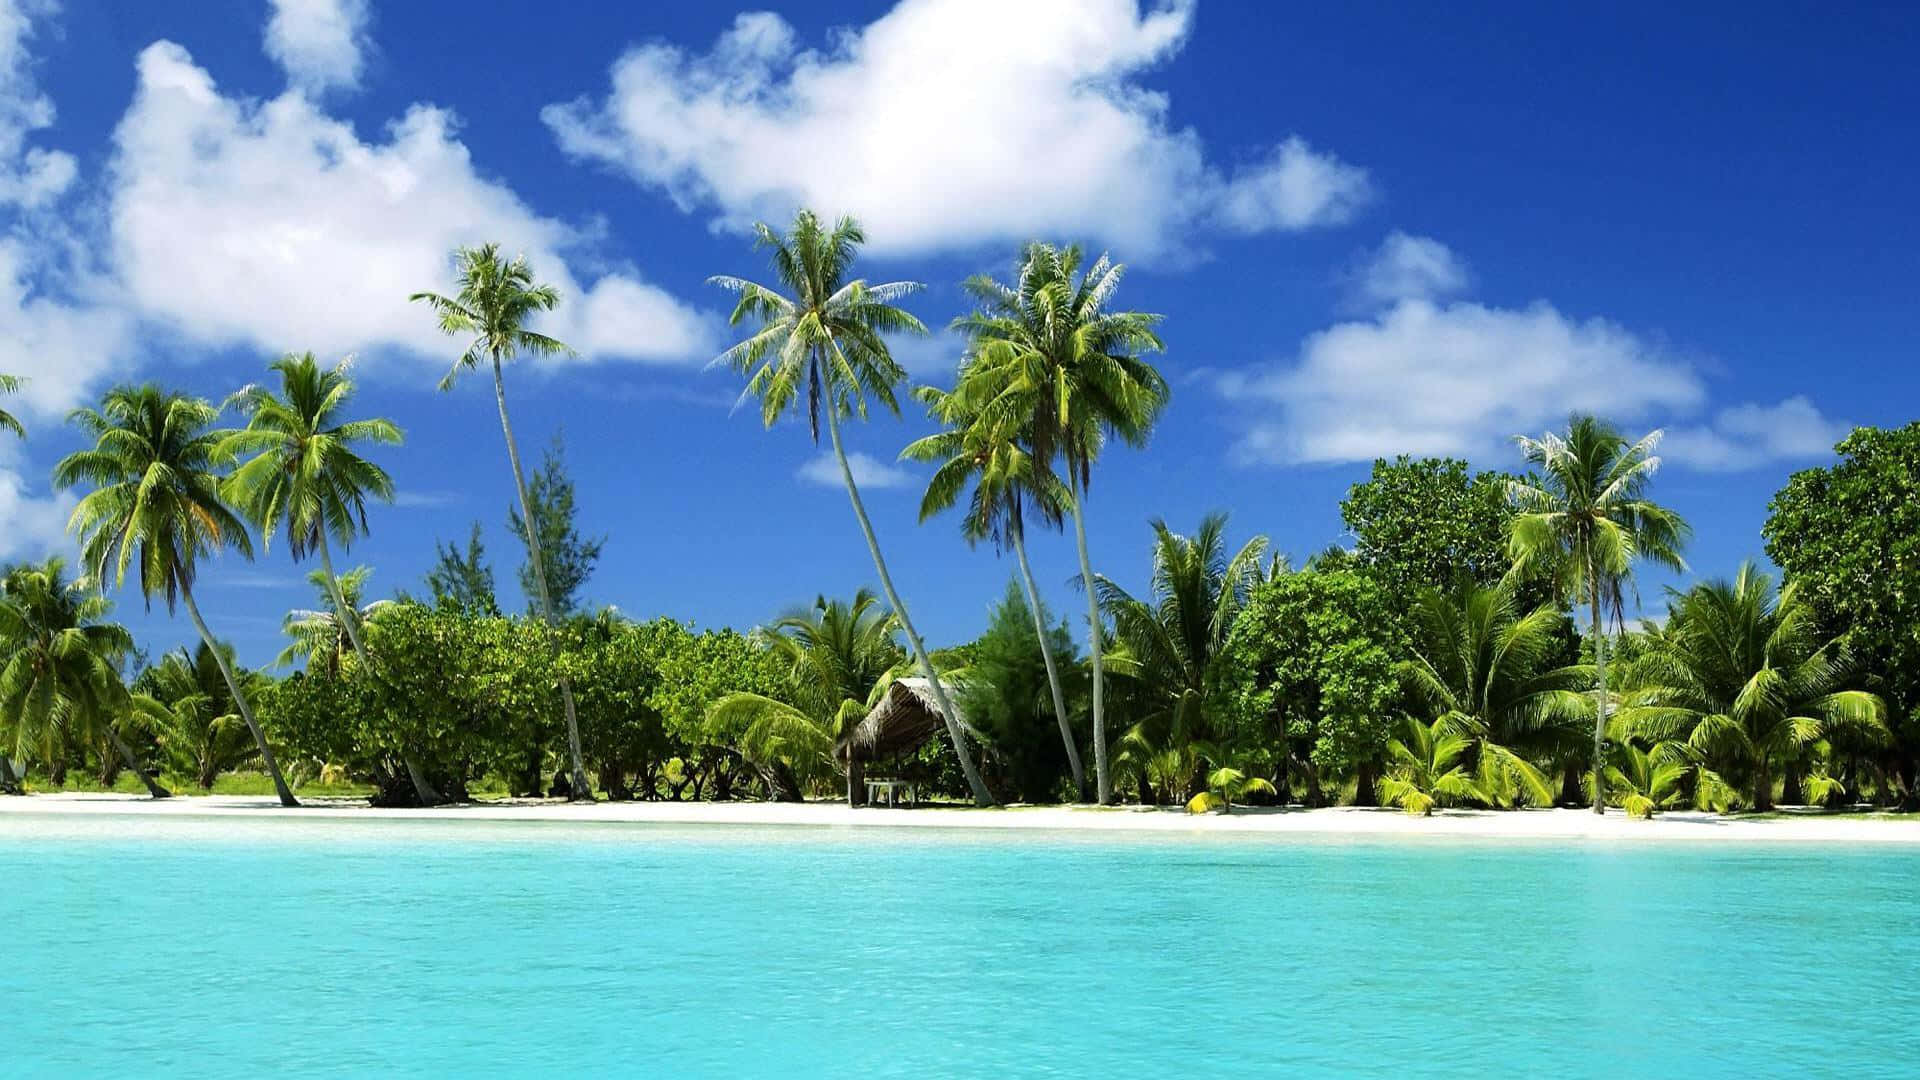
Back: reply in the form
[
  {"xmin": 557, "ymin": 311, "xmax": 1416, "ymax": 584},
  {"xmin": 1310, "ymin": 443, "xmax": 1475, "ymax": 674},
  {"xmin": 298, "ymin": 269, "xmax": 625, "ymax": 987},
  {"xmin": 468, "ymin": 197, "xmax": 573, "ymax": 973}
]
[{"xmin": 836, "ymin": 677, "xmax": 980, "ymax": 805}]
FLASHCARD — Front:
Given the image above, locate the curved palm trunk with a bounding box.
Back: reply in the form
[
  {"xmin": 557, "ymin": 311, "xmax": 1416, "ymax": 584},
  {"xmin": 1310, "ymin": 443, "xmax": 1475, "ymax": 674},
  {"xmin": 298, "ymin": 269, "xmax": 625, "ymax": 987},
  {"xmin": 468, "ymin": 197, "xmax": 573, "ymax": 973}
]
[
  {"xmin": 318, "ymin": 535, "xmax": 442, "ymax": 807},
  {"xmin": 1589, "ymin": 575, "xmax": 1608, "ymax": 815},
  {"xmin": 1012, "ymin": 525, "xmax": 1084, "ymax": 801},
  {"xmin": 108, "ymin": 728, "xmax": 169, "ymax": 798},
  {"xmin": 490, "ymin": 353, "xmax": 592, "ymax": 801},
  {"xmin": 824, "ymin": 400, "xmax": 993, "ymax": 807},
  {"xmin": 1068, "ymin": 488, "xmax": 1111, "ymax": 804},
  {"xmin": 179, "ymin": 582, "xmax": 297, "ymax": 807}
]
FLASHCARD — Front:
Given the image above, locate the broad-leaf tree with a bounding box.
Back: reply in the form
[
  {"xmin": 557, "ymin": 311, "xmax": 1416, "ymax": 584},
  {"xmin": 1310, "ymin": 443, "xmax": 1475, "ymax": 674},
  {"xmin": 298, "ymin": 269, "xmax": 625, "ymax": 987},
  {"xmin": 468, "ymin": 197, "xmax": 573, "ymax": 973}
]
[
  {"xmin": 53, "ymin": 385, "xmax": 297, "ymax": 806},
  {"xmin": 412, "ymin": 243, "xmax": 593, "ymax": 800},
  {"xmin": 708, "ymin": 209, "xmax": 993, "ymax": 806},
  {"xmin": 1507, "ymin": 415, "xmax": 1690, "ymax": 814}
]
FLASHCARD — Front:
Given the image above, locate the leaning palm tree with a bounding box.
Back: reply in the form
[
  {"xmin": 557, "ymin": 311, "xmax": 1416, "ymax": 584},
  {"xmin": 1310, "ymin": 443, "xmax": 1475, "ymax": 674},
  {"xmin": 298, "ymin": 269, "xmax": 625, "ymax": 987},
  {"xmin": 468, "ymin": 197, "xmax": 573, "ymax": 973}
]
[
  {"xmin": 0, "ymin": 374, "xmax": 24, "ymax": 439},
  {"xmin": 411, "ymin": 245, "xmax": 593, "ymax": 800},
  {"xmin": 1613, "ymin": 563, "xmax": 1887, "ymax": 811},
  {"xmin": 903, "ymin": 385, "xmax": 1084, "ymax": 797},
  {"xmin": 708, "ymin": 209, "xmax": 992, "ymax": 806},
  {"xmin": 0, "ymin": 557, "xmax": 169, "ymax": 798},
  {"xmin": 949, "ymin": 242, "xmax": 1168, "ymax": 803},
  {"xmin": 52, "ymin": 385, "xmax": 297, "ymax": 806},
  {"xmin": 1507, "ymin": 415, "xmax": 1690, "ymax": 813},
  {"xmin": 1398, "ymin": 580, "xmax": 1589, "ymax": 807}
]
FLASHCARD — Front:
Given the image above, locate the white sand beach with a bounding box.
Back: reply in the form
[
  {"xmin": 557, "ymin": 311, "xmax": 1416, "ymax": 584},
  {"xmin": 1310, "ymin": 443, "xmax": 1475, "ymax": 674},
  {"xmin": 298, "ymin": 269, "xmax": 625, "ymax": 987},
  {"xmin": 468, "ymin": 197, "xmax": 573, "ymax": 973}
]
[{"xmin": 2, "ymin": 792, "xmax": 1917, "ymax": 843}]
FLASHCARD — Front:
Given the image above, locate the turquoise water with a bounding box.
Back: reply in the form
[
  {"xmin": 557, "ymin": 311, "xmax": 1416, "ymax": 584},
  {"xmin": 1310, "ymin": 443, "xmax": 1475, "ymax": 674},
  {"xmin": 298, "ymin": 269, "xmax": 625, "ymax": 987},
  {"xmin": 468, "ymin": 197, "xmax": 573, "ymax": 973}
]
[{"xmin": 3, "ymin": 814, "xmax": 1917, "ymax": 1077}]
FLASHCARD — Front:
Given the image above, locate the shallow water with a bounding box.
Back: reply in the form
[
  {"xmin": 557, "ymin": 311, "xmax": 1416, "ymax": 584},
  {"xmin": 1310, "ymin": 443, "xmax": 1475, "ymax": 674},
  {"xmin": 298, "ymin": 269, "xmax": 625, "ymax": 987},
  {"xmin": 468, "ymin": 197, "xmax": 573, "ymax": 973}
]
[{"xmin": 3, "ymin": 813, "xmax": 1916, "ymax": 1077}]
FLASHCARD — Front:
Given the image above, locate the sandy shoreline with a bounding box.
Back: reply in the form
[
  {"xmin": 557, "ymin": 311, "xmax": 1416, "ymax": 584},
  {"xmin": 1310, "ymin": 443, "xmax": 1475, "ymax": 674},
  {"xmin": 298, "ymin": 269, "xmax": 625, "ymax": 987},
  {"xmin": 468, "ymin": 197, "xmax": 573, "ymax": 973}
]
[{"xmin": 1, "ymin": 792, "xmax": 1916, "ymax": 843}]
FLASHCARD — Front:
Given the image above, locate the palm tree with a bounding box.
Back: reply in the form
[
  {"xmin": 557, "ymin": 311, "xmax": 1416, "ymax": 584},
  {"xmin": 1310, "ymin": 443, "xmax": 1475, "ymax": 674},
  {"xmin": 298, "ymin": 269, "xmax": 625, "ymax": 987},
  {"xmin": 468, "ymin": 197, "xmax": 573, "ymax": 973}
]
[
  {"xmin": 131, "ymin": 643, "xmax": 263, "ymax": 791},
  {"xmin": 1398, "ymin": 580, "xmax": 1589, "ymax": 807},
  {"xmin": 0, "ymin": 557, "xmax": 169, "ymax": 798},
  {"xmin": 707, "ymin": 590, "xmax": 906, "ymax": 802},
  {"xmin": 1507, "ymin": 415, "xmax": 1690, "ymax": 813},
  {"xmin": 52, "ymin": 386, "xmax": 297, "ymax": 805},
  {"xmin": 949, "ymin": 242, "xmax": 1168, "ymax": 804},
  {"xmin": 276, "ymin": 566, "xmax": 394, "ymax": 672},
  {"xmin": 1604, "ymin": 741, "xmax": 1691, "ymax": 819},
  {"xmin": 902, "ymin": 385, "xmax": 1084, "ymax": 797},
  {"xmin": 708, "ymin": 209, "xmax": 992, "ymax": 806},
  {"xmin": 1185, "ymin": 765, "xmax": 1277, "ymax": 815},
  {"xmin": 1613, "ymin": 562, "xmax": 1887, "ymax": 811},
  {"xmin": 1097, "ymin": 514, "xmax": 1267, "ymax": 802},
  {"xmin": 411, "ymin": 245, "xmax": 593, "ymax": 800},
  {"xmin": 0, "ymin": 374, "xmax": 24, "ymax": 439},
  {"xmin": 1380, "ymin": 715, "xmax": 1487, "ymax": 816}
]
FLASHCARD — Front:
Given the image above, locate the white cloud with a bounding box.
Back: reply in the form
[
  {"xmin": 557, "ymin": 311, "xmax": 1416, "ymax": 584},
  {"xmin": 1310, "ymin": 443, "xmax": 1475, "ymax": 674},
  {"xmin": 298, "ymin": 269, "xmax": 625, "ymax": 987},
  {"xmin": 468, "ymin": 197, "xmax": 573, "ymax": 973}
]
[
  {"xmin": 1663, "ymin": 396, "xmax": 1851, "ymax": 471},
  {"xmin": 543, "ymin": 0, "xmax": 1369, "ymax": 258},
  {"xmin": 1220, "ymin": 298, "xmax": 1706, "ymax": 465},
  {"xmin": 797, "ymin": 451, "xmax": 914, "ymax": 490},
  {"xmin": 264, "ymin": 0, "xmax": 370, "ymax": 97},
  {"xmin": 0, "ymin": 0, "xmax": 73, "ymax": 208},
  {"xmin": 0, "ymin": 456, "xmax": 74, "ymax": 562},
  {"xmin": 107, "ymin": 41, "xmax": 715, "ymax": 371},
  {"xmin": 1348, "ymin": 232, "xmax": 1469, "ymax": 307}
]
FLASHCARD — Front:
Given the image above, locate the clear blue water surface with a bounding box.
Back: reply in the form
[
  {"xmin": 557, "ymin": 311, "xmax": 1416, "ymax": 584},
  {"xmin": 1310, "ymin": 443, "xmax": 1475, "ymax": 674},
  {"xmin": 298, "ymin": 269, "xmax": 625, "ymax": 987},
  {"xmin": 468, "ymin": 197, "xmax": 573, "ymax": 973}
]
[{"xmin": 3, "ymin": 813, "xmax": 1917, "ymax": 1077}]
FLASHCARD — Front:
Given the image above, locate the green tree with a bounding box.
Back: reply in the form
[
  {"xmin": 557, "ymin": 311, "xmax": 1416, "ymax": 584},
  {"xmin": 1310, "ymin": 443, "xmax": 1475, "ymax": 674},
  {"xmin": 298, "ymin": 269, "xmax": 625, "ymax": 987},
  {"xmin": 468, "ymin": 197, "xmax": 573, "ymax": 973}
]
[
  {"xmin": 564, "ymin": 612, "xmax": 684, "ymax": 800},
  {"xmin": 1218, "ymin": 568, "xmax": 1403, "ymax": 806},
  {"xmin": 1604, "ymin": 741, "xmax": 1691, "ymax": 819},
  {"xmin": 412, "ymin": 243, "xmax": 592, "ymax": 800},
  {"xmin": 708, "ymin": 209, "xmax": 991, "ymax": 806},
  {"xmin": 275, "ymin": 566, "xmax": 393, "ymax": 673},
  {"xmin": 1614, "ymin": 563, "xmax": 1886, "ymax": 811},
  {"xmin": 131, "ymin": 643, "xmax": 264, "ymax": 791},
  {"xmin": 505, "ymin": 433, "xmax": 603, "ymax": 616},
  {"xmin": 903, "ymin": 384, "xmax": 1082, "ymax": 796},
  {"xmin": 0, "ymin": 373, "xmax": 24, "ymax": 439},
  {"xmin": 53, "ymin": 386, "xmax": 297, "ymax": 806},
  {"xmin": 962, "ymin": 580, "xmax": 1082, "ymax": 803},
  {"xmin": 948, "ymin": 242, "xmax": 1168, "ymax": 804},
  {"xmin": 1398, "ymin": 580, "xmax": 1590, "ymax": 807},
  {"xmin": 1343, "ymin": 456, "xmax": 1526, "ymax": 608},
  {"xmin": 1380, "ymin": 716, "xmax": 1486, "ymax": 816},
  {"xmin": 1763, "ymin": 422, "xmax": 1920, "ymax": 804},
  {"xmin": 1507, "ymin": 415, "xmax": 1690, "ymax": 814},
  {"xmin": 424, "ymin": 522, "xmax": 500, "ymax": 616},
  {"xmin": 0, "ymin": 558, "xmax": 167, "ymax": 797}
]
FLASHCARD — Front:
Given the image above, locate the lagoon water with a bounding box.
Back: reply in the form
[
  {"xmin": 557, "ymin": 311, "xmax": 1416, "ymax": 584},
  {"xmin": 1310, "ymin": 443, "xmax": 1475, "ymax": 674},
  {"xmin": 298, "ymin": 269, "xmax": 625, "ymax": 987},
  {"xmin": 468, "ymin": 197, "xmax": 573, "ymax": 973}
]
[{"xmin": 4, "ymin": 813, "xmax": 1916, "ymax": 1077}]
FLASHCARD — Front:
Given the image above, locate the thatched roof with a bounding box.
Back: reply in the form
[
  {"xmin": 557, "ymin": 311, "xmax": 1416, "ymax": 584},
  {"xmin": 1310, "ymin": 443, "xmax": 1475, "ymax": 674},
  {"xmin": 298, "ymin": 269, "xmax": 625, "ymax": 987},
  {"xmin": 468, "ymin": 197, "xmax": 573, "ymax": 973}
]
[{"xmin": 837, "ymin": 677, "xmax": 980, "ymax": 763}]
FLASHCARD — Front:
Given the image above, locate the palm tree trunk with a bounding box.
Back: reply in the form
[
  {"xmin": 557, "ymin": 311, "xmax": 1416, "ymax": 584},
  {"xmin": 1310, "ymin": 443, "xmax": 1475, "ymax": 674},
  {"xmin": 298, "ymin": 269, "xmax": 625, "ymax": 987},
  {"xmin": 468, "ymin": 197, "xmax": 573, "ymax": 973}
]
[
  {"xmin": 179, "ymin": 582, "xmax": 297, "ymax": 807},
  {"xmin": 317, "ymin": 535, "xmax": 442, "ymax": 807},
  {"xmin": 1068, "ymin": 487, "xmax": 1111, "ymax": 804},
  {"xmin": 824, "ymin": 398, "xmax": 993, "ymax": 807},
  {"xmin": 1589, "ymin": 576, "xmax": 1608, "ymax": 815},
  {"xmin": 108, "ymin": 728, "xmax": 169, "ymax": 798},
  {"xmin": 1012, "ymin": 525, "xmax": 1085, "ymax": 801},
  {"xmin": 490, "ymin": 353, "xmax": 592, "ymax": 801}
]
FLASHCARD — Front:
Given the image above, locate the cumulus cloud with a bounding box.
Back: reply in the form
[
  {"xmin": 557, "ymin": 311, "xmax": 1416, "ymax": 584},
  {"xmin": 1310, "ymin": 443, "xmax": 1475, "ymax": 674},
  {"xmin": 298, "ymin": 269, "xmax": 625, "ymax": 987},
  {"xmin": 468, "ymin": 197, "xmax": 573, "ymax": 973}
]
[
  {"xmin": 1347, "ymin": 232, "xmax": 1469, "ymax": 308},
  {"xmin": 108, "ymin": 41, "xmax": 716, "ymax": 370},
  {"xmin": 0, "ymin": 0, "xmax": 73, "ymax": 208},
  {"xmin": 797, "ymin": 451, "xmax": 913, "ymax": 490},
  {"xmin": 1662, "ymin": 396, "xmax": 1852, "ymax": 471},
  {"xmin": 264, "ymin": 0, "xmax": 371, "ymax": 97},
  {"xmin": 543, "ymin": 0, "xmax": 1370, "ymax": 258}
]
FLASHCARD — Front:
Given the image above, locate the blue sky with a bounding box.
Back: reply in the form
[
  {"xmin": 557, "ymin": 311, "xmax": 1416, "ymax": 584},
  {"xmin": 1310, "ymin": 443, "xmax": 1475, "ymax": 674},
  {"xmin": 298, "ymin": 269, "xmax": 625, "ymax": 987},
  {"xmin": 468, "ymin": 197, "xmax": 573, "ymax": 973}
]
[{"xmin": 0, "ymin": 0, "xmax": 1914, "ymax": 667}]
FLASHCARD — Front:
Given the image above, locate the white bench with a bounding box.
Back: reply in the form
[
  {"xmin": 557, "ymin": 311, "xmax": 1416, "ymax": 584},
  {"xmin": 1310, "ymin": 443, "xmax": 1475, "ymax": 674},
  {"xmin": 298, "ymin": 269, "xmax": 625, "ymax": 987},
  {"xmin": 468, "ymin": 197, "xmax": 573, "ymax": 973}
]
[{"xmin": 865, "ymin": 779, "xmax": 915, "ymax": 807}]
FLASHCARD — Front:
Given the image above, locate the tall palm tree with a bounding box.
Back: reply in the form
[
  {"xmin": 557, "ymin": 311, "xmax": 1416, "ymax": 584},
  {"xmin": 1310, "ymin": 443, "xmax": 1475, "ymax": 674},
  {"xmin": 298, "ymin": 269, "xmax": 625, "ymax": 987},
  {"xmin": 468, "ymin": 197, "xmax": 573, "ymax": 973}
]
[
  {"xmin": 131, "ymin": 643, "xmax": 262, "ymax": 791},
  {"xmin": 53, "ymin": 385, "xmax": 297, "ymax": 806},
  {"xmin": 902, "ymin": 385, "xmax": 1084, "ymax": 798},
  {"xmin": 0, "ymin": 557, "xmax": 169, "ymax": 798},
  {"xmin": 708, "ymin": 209, "xmax": 993, "ymax": 806},
  {"xmin": 1507, "ymin": 415, "xmax": 1690, "ymax": 813},
  {"xmin": 950, "ymin": 242, "xmax": 1168, "ymax": 803},
  {"xmin": 1097, "ymin": 514, "xmax": 1267, "ymax": 801},
  {"xmin": 276, "ymin": 565, "xmax": 394, "ymax": 673},
  {"xmin": 411, "ymin": 244, "xmax": 593, "ymax": 800},
  {"xmin": 1614, "ymin": 563, "xmax": 1887, "ymax": 811},
  {"xmin": 1398, "ymin": 580, "xmax": 1589, "ymax": 807},
  {"xmin": 0, "ymin": 374, "xmax": 24, "ymax": 439}
]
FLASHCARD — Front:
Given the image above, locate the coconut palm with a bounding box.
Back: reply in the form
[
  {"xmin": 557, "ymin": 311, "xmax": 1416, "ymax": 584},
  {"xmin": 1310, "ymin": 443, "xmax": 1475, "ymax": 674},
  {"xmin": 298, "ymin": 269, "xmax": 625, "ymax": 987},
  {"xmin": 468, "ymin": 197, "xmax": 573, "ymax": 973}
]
[
  {"xmin": 0, "ymin": 374, "xmax": 24, "ymax": 439},
  {"xmin": 1398, "ymin": 580, "xmax": 1589, "ymax": 807},
  {"xmin": 1097, "ymin": 514, "xmax": 1267, "ymax": 801},
  {"xmin": 1507, "ymin": 415, "xmax": 1690, "ymax": 813},
  {"xmin": 1613, "ymin": 562, "xmax": 1887, "ymax": 811},
  {"xmin": 707, "ymin": 590, "xmax": 906, "ymax": 801},
  {"xmin": 902, "ymin": 385, "xmax": 1084, "ymax": 797},
  {"xmin": 1604, "ymin": 741, "xmax": 1692, "ymax": 819},
  {"xmin": 411, "ymin": 244, "xmax": 593, "ymax": 800},
  {"xmin": 708, "ymin": 209, "xmax": 992, "ymax": 806},
  {"xmin": 276, "ymin": 566, "xmax": 394, "ymax": 673},
  {"xmin": 949, "ymin": 242, "xmax": 1168, "ymax": 803},
  {"xmin": 0, "ymin": 557, "xmax": 168, "ymax": 798},
  {"xmin": 1185, "ymin": 763, "xmax": 1277, "ymax": 815},
  {"xmin": 131, "ymin": 643, "xmax": 263, "ymax": 791},
  {"xmin": 1380, "ymin": 715, "xmax": 1487, "ymax": 816},
  {"xmin": 52, "ymin": 385, "xmax": 297, "ymax": 806}
]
